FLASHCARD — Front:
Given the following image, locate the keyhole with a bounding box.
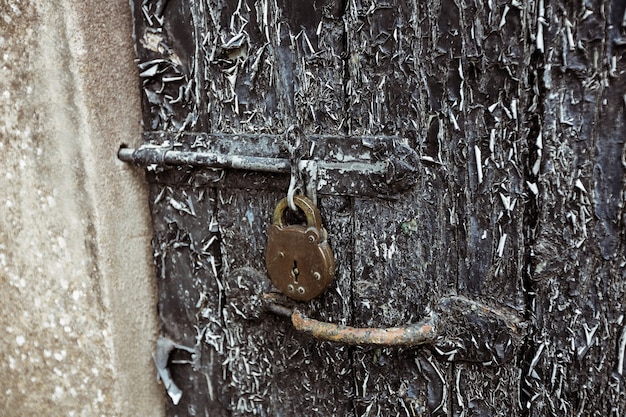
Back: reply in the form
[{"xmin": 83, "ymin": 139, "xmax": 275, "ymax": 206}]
[{"xmin": 291, "ymin": 261, "xmax": 300, "ymax": 283}]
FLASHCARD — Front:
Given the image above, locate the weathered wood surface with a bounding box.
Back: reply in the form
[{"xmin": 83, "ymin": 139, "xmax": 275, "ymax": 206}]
[
  {"xmin": 345, "ymin": 0, "xmax": 529, "ymax": 414},
  {"xmin": 129, "ymin": 0, "xmax": 626, "ymax": 416},
  {"xmin": 525, "ymin": 1, "xmax": 626, "ymax": 415}
]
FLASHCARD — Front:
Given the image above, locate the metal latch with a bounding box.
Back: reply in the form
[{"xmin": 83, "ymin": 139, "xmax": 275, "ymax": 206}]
[{"xmin": 117, "ymin": 131, "xmax": 421, "ymax": 198}]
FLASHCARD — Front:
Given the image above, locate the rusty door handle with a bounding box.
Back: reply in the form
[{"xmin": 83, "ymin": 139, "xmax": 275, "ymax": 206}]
[
  {"xmin": 267, "ymin": 302, "xmax": 438, "ymax": 347},
  {"xmin": 292, "ymin": 310, "xmax": 438, "ymax": 346},
  {"xmin": 227, "ymin": 268, "xmax": 526, "ymax": 365},
  {"xmin": 266, "ymin": 295, "xmax": 523, "ymax": 350}
]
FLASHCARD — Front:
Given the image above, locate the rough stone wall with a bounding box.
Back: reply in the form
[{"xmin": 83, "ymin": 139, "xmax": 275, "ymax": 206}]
[{"xmin": 0, "ymin": 1, "xmax": 164, "ymax": 415}]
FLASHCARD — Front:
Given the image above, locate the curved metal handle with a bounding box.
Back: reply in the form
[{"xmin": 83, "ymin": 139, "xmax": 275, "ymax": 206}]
[
  {"xmin": 290, "ymin": 310, "xmax": 438, "ymax": 346},
  {"xmin": 265, "ymin": 294, "xmax": 525, "ymax": 364},
  {"xmin": 227, "ymin": 268, "xmax": 525, "ymax": 364}
]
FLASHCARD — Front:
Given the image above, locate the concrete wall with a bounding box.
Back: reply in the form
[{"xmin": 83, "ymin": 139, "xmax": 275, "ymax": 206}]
[{"xmin": 1, "ymin": 0, "xmax": 164, "ymax": 415}]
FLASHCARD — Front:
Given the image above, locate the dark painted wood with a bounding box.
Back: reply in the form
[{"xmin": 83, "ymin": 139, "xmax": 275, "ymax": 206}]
[
  {"xmin": 129, "ymin": 0, "xmax": 626, "ymax": 416},
  {"xmin": 201, "ymin": 0, "xmax": 345, "ymax": 133},
  {"xmin": 148, "ymin": 183, "xmax": 228, "ymax": 416},
  {"xmin": 344, "ymin": 0, "xmax": 529, "ymax": 414},
  {"xmin": 130, "ymin": 0, "xmax": 207, "ymax": 132},
  {"xmin": 202, "ymin": 1, "xmax": 355, "ymax": 413},
  {"xmin": 140, "ymin": 0, "xmax": 355, "ymax": 415},
  {"xmin": 524, "ymin": 1, "xmax": 626, "ymax": 415}
]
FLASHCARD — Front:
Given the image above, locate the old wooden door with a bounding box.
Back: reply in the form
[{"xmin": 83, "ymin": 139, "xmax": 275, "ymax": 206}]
[{"xmin": 124, "ymin": 0, "xmax": 626, "ymax": 416}]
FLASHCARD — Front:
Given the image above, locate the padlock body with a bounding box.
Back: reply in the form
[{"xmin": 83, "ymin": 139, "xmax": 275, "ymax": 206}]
[{"xmin": 265, "ymin": 223, "xmax": 334, "ymax": 301}]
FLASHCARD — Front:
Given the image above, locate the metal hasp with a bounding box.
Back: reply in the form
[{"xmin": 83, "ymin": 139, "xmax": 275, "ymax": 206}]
[{"xmin": 117, "ymin": 132, "xmax": 421, "ymax": 198}]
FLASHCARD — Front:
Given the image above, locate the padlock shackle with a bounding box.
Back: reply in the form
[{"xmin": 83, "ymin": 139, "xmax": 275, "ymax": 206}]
[{"xmin": 272, "ymin": 195, "xmax": 323, "ymax": 230}]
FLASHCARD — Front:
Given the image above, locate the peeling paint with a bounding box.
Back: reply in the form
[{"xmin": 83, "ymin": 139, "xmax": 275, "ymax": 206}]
[{"xmin": 130, "ymin": 0, "xmax": 626, "ymax": 415}]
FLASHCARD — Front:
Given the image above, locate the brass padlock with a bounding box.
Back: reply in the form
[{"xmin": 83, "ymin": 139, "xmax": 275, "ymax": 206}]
[{"xmin": 265, "ymin": 195, "xmax": 335, "ymax": 301}]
